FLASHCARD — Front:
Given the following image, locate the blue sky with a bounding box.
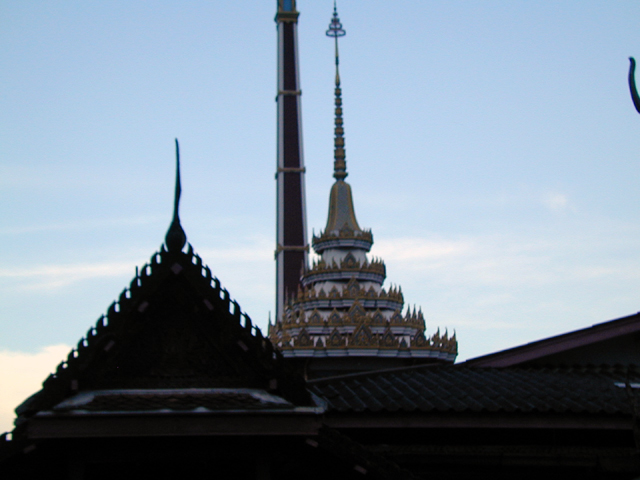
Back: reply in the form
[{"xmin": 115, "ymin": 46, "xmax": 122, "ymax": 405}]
[{"xmin": 2, "ymin": 1, "xmax": 640, "ymax": 431}]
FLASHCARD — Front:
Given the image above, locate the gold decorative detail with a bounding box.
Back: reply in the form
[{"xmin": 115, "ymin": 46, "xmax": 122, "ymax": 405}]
[
  {"xmin": 303, "ymin": 255, "xmax": 385, "ymax": 278},
  {"xmin": 327, "ymin": 309, "xmax": 342, "ymax": 326},
  {"xmin": 372, "ymin": 309, "xmax": 386, "ymax": 325},
  {"xmin": 347, "ymin": 301, "xmax": 366, "ymax": 321},
  {"xmin": 278, "ymin": 90, "xmax": 302, "ymax": 96},
  {"xmin": 308, "ymin": 309, "xmax": 324, "ymax": 326},
  {"xmin": 390, "ymin": 310, "xmax": 404, "ymax": 325},
  {"xmin": 275, "ymin": 12, "xmax": 299, "ymax": 23},
  {"xmin": 312, "ymin": 228, "xmax": 373, "ymax": 248},
  {"xmin": 345, "ymin": 277, "xmax": 360, "ymax": 296},
  {"xmin": 349, "ymin": 325, "xmax": 377, "ymax": 348},
  {"xmin": 327, "ymin": 328, "xmax": 346, "ymax": 347},
  {"xmin": 431, "ymin": 328, "xmax": 441, "ymax": 346},
  {"xmin": 448, "ymin": 331, "xmax": 458, "ymax": 354},
  {"xmin": 380, "ymin": 328, "xmax": 399, "ymax": 349},
  {"xmin": 274, "ymin": 243, "xmax": 310, "ymax": 258},
  {"xmin": 296, "ymin": 328, "xmax": 313, "ymax": 348},
  {"xmin": 275, "ymin": 166, "xmax": 306, "ymax": 179},
  {"xmin": 289, "ymin": 283, "xmax": 403, "ymax": 307},
  {"xmin": 269, "ymin": 325, "xmax": 293, "ymax": 350},
  {"xmin": 412, "ymin": 330, "xmax": 429, "ymax": 348},
  {"xmin": 276, "ymin": 1, "xmax": 299, "ymax": 23},
  {"xmin": 326, "ymin": 4, "xmax": 347, "ymax": 181},
  {"xmin": 343, "ymin": 252, "xmax": 357, "ymax": 268},
  {"xmin": 328, "ymin": 286, "xmax": 340, "ymax": 298},
  {"xmin": 342, "ymin": 223, "xmax": 354, "ymax": 234},
  {"xmin": 281, "ymin": 330, "xmax": 292, "ymax": 347},
  {"xmin": 270, "ymin": 305, "xmax": 458, "ymax": 355}
]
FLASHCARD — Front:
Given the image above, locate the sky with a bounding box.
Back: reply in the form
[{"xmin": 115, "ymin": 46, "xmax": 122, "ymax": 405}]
[{"xmin": 2, "ymin": 1, "xmax": 640, "ymax": 432}]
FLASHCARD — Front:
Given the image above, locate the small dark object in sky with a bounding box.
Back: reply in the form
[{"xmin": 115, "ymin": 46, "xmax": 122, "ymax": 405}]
[{"xmin": 628, "ymin": 57, "xmax": 640, "ymax": 114}]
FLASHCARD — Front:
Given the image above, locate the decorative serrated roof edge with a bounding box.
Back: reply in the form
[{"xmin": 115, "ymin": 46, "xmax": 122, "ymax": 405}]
[
  {"xmin": 13, "ymin": 244, "xmax": 313, "ymax": 427},
  {"xmin": 312, "ymin": 229, "xmax": 373, "ymax": 249}
]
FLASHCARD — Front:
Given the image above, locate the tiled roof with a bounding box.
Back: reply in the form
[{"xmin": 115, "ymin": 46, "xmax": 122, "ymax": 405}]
[
  {"xmin": 309, "ymin": 365, "xmax": 640, "ymax": 414},
  {"xmin": 51, "ymin": 389, "xmax": 294, "ymax": 413}
]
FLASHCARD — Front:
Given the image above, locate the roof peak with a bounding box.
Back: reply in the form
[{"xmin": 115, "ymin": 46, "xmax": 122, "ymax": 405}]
[
  {"xmin": 15, "ymin": 243, "xmax": 313, "ymax": 422},
  {"xmin": 165, "ymin": 139, "xmax": 187, "ymax": 253}
]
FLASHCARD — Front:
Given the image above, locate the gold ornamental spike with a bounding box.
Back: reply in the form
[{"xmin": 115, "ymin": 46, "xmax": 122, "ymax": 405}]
[{"xmin": 326, "ymin": 2, "xmax": 347, "ymax": 180}]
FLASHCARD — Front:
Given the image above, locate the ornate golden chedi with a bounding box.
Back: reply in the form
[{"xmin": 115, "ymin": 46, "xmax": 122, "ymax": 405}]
[{"xmin": 268, "ymin": 6, "xmax": 456, "ymax": 361}]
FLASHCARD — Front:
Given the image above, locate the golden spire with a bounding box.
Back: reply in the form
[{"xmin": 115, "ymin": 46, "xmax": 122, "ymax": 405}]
[{"xmin": 326, "ymin": 2, "xmax": 347, "ymax": 180}]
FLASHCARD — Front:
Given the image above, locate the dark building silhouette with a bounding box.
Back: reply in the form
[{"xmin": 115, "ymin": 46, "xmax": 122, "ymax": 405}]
[
  {"xmin": 0, "ymin": 147, "xmax": 413, "ymax": 479},
  {"xmin": 1, "ymin": 154, "xmax": 638, "ymax": 476}
]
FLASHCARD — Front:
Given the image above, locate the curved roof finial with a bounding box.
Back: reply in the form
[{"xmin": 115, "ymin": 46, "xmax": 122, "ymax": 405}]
[
  {"xmin": 165, "ymin": 139, "xmax": 187, "ymax": 252},
  {"xmin": 629, "ymin": 57, "xmax": 640, "ymax": 114},
  {"xmin": 326, "ymin": 2, "xmax": 347, "ymax": 181}
]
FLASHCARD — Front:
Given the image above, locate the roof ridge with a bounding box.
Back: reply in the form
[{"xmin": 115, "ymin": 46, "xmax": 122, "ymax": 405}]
[
  {"xmin": 465, "ymin": 312, "xmax": 640, "ymax": 367},
  {"xmin": 309, "ymin": 363, "xmax": 640, "ymax": 384},
  {"xmin": 307, "ymin": 362, "xmax": 454, "ymax": 384}
]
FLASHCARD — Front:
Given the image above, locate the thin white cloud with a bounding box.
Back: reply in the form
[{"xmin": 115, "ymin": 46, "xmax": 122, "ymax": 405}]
[
  {"xmin": 0, "ymin": 344, "xmax": 70, "ymax": 434},
  {"xmin": 197, "ymin": 244, "xmax": 272, "ymax": 264},
  {"xmin": 0, "ymin": 262, "xmax": 135, "ymax": 290},
  {"xmin": 358, "ymin": 228, "xmax": 640, "ymax": 360},
  {"xmin": 0, "ymin": 237, "xmax": 273, "ymax": 292},
  {"xmin": 0, "ymin": 215, "xmax": 163, "ymax": 236},
  {"xmin": 372, "ymin": 238, "xmax": 472, "ymax": 262},
  {"xmin": 542, "ymin": 192, "xmax": 569, "ymax": 212},
  {"xmin": 371, "ymin": 232, "xmax": 640, "ymax": 291}
]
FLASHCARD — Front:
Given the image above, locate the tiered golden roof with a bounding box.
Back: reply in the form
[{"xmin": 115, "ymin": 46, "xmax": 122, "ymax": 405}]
[
  {"xmin": 268, "ymin": 288, "xmax": 458, "ymax": 360},
  {"xmin": 294, "ymin": 278, "xmax": 403, "ymax": 306},
  {"xmin": 270, "ymin": 320, "xmax": 457, "ymax": 355},
  {"xmin": 281, "ymin": 300, "xmax": 424, "ymax": 327},
  {"xmin": 312, "ymin": 224, "xmax": 373, "ymax": 252},
  {"xmin": 301, "ymin": 253, "xmax": 385, "ymax": 286},
  {"xmin": 268, "ymin": 5, "xmax": 457, "ymax": 363}
]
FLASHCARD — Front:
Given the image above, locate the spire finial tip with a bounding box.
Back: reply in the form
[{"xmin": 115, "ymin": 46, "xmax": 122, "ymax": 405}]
[
  {"xmin": 165, "ymin": 138, "xmax": 187, "ymax": 252},
  {"xmin": 326, "ymin": 5, "xmax": 347, "ymax": 180}
]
